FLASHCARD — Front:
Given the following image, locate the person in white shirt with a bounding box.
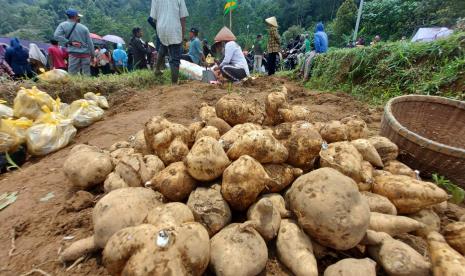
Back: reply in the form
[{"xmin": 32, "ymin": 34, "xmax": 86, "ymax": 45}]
[
  {"xmin": 149, "ymin": 0, "xmax": 189, "ymax": 84},
  {"xmin": 212, "ymin": 27, "xmax": 250, "ymax": 82}
]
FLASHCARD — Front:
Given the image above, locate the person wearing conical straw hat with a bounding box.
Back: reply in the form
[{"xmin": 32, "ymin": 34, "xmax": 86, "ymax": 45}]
[
  {"xmin": 212, "ymin": 26, "xmax": 250, "ymax": 82},
  {"xmin": 265, "ymin": 16, "xmax": 280, "ymax": 76}
]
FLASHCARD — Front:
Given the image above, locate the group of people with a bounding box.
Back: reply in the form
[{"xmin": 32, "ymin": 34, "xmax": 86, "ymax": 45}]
[{"xmin": 1, "ymin": 0, "xmax": 334, "ymax": 84}]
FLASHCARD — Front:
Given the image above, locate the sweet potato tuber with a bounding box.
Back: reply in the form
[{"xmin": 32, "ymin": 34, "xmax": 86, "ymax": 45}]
[
  {"xmin": 215, "ymin": 94, "xmax": 264, "ymax": 125},
  {"xmin": 187, "ymin": 184, "xmax": 232, "ymax": 236},
  {"xmin": 320, "ymin": 141, "xmax": 364, "ymax": 183},
  {"xmin": 361, "ymin": 191, "xmax": 397, "ymax": 215},
  {"xmin": 221, "ymin": 155, "xmax": 273, "ymax": 211},
  {"xmin": 64, "ymin": 144, "xmax": 114, "ymax": 190},
  {"xmin": 151, "ymin": 162, "xmax": 197, "ymax": 202},
  {"xmin": 199, "ymin": 103, "xmax": 217, "ymax": 120},
  {"xmin": 92, "ymin": 187, "xmax": 163, "ymax": 249},
  {"xmin": 369, "ymin": 212, "xmax": 425, "ymax": 236},
  {"xmin": 359, "ymin": 161, "xmax": 374, "ymax": 191},
  {"xmin": 247, "ymin": 198, "xmax": 281, "ymax": 241},
  {"xmin": 287, "ymin": 168, "xmax": 370, "ymax": 250},
  {"xmin": 263, "ymin": 164, "xmax": 303, "ymax": 192},
  {"xmin": 109, "ymin": 147, "xmax": 135, "ymax": 166},
  {"xmin": 210, "ymin": 223, "xmax": 268, "ymax": 276},
  {"xmin": 103, "ymin": 223, "xmax": 210, "ymax": 276},
  {"xmin": 443, "ymin": 221, "xmax": 465, "ymax": 255},
  {"xmin": 260, "ymin": 193, "xmax": 292, "ymax": 218},
  {"xmin": 264, "ymin": 90, "xmax": 289, "ymax": 125},
  {"xmin": 366, "ymin": 230, "xmax": 431, "ymax": 276},
  {"xmin": 277, "ymin": 219, "xmax": 318, "ymax": 276},
  {"xmin": 205, "ymin": 117, "xmax": 232, "ymax": 135},
  {"xmin": 219, "ymin": 123, "xmax": 262, "ymax": 150},
  {"xmin": 60, "ymin": 236, "xmax": 97, "ymax": 262},
  {"xmin": 408, "ymin": 209, "xmax": 441, "ymax": 237},
  {"xmin": 130, "ymin": 130, "xmax": 151, "ymax": 155},
  {"xmin": 324, "ymin": 258, "xmax": 376, "ymax": 276},
  {"xmin": 341, "ymin": 115, "xmax": 369, "ymax": 141},
  {"xmin": 368, "ymin": 136, "xmax": 399, "ymax": 163},
  {"xmin": 227, "ymin": 129, "xmax": 288, "ymax": 163},
  {"xmin": 195, "ymin": 126, "xmax": 220, "ymax": 141},
  {"xmin": 384, "ymin": 160, "xmax": 416, "ymax": 178},
  {"xmin": 427, "ymin": 231, "xmax": 465, "ymax": 276},
  {"xmin": 373, "ymin": 174, "xmax": 448, "ymax": 214},
  {"xmin": 286, "ymin": 126, "xmax": 323, "ymax": 171},
  {"xmin": 185, "ymin": 136, "xmax": 230, "ymax": 181},
  {"xmin": 146, "ymin": 202, "xmax": 195, "ymax": 229},
  {"xmin": 144, "ymin": 116, "xmax": 190, "ymax": 165},
  {"xmin": 279, "ymin": 105, "xmax": 311, "ymax": 122},
  {"xmin": 319, "ymin": 120, "xmax": 348, "ymax": 143},
  {"xmin": 351, "ymin": 139, "xmax": 384, "ymax": 168}
]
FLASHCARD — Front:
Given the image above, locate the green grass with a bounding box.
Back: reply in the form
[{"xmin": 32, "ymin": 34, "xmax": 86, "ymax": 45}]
[
  {"xmin": 306, "ymin": 32, "xmax": 465, "ymax": 104},
  {"xmin": 0, "ymin": 69, "xmax": 176, "ymax": 104}
]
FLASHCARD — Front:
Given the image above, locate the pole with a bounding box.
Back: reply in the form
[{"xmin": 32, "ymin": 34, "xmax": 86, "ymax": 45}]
[
  {"xmin": 229, "ymin": 9, "xmax": 232, "ymax": 30},
  {"xmin": 353, "ymin": 0, "xmax": 364, "ymax": 42}
]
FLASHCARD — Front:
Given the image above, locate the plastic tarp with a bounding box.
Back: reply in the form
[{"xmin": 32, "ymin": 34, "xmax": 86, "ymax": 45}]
[
  {"xmin": 180, "ymin": 60, "xmax": 204, "ymax": 81},
  {"xmin": 411, "ymin": 27, "xmax": 453, "ymax": 42}
]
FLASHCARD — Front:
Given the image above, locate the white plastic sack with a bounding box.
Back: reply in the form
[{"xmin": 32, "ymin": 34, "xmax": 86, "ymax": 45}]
[
  {"xmin": 13, "ymin": 86, "xmax": 54, "ymax": 120},
  {"xmin": 26, "ymin": 109, "xmax": 77, "ymax": 156},
  {"xmin": 38, "ymin": 69, "xmax": 69, "ymax": 83},
  {"xmin": 67, "ymin": 99, "xmax": 104, "ymax": 128},
  {"xmin": 84, "ymin": 92, "xmax": 109, "ymax": 109},
  {"xmin": 0, "ymin": 102, "xmax": 13, "ymax": 118},
  {"xmin": 0, "ymin": 117, "xmax": 33, "ymax": 152},
  {"xmin": 180, "ymin": 60, "xmax": 204, "ymax": 81}
]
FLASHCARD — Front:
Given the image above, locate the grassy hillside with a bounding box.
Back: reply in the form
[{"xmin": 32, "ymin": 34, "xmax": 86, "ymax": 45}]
[{"xmin": 307, "ymin": 33, "xmax": 465, "ymax": 104}]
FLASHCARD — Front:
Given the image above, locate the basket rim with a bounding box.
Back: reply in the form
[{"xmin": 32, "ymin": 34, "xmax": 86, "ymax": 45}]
[{"xmin": 384, "ymin": 95, "xmax": 465, "ymax": 158}]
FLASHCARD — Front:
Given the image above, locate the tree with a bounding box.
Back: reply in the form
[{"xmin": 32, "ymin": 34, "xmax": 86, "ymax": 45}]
[{"xmin": 332, "ymin": 0, "xmax": 357, "ymax": 45}]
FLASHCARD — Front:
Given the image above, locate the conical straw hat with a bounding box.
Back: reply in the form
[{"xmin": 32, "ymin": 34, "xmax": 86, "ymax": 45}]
[
  {"xmin": 214, "ymin": 27, "xmax": 237, "ymax": 42},
  {"xmin": 265, "ymin": 16, "xmax": 278, "ymax": 27}
]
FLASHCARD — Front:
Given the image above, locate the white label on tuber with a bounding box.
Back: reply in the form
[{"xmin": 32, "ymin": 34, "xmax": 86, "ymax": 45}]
[
  {"xmin": 144, "ymin": 181, "xmax": 152, "ymax": 188},
  {"xmin": 321, "ymin": 141, "xmax": 329, "ymax": 150},
  {"xmin": 156, "ymin": 230, "xmax": 170, "ymax": 248}
]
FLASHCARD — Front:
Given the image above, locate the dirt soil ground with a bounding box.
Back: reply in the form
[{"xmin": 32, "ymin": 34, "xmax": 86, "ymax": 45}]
[{"xmin": 0, "ymin": 76, "xmax": 384, "ymax": 275}]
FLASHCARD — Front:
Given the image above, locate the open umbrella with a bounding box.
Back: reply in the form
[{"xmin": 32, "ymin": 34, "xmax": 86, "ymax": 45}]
[
  {"xmin": 103, "ymin": 35, "xmax": 125, "ymax": 45},
  {"xmin": 90, "ymin": 33, "xmax": 103, "ymax": 40}
]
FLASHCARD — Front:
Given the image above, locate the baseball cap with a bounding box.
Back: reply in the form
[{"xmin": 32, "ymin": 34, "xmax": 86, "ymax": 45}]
[
  {"xmin": 190, "ymin": 28, "xmax": 199, "ymax": 34},
  {"xmin": 65, "ymin": 9, "xmax": 79, "ymax": 17}
]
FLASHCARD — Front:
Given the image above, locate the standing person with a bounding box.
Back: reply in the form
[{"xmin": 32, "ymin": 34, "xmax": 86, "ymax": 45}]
[
  {"xmin": 0, "ymin": 45, "xmax": 14, "ymax": 78},
  {"xmin": 54, "ymin": 9, "xmax": 94, "ymax": 75},
  {"xmin": 130, "ymin": 27, "xmax": 149, "ymax": 70},
  {"xmin": 252, "ymin": 34, "xmax": 264, "ymax": 73},
  {"xmin": 304, "ymin": 34, "xmax": 311, "ymax": 53},
  {"xmin": 48, "ymin": 39, "xmax": 68, "ymax": 70},
  {"xmin": 4, "ymin": 38, "xmax": 31, "ymax": 79},
  {"xmin": 212, "ymin": 27, "xmax": 249, "ymax": 82},
  {"xmin": 98, "ymin": 48, "xmax": 111, "ymax": 74},
  {"xmin": 371, "ymin": 35, "xmax": 381, "ymax": 46},
  {"xmin": 181, "ymin": 28, "xmax": 204, "ymax": 65},
  {"xmin": 314, "ymin": 22, "xmax": 328, "ymax": 54},
  {"xmin": 265, "ymin": 16, "xmax": 280, "ymax": 76},
  {"xmin": 91, "ymin": 46, "xmax": 100, "ymax": 76},
  {"xmin": 112, "ymin": 43, "xmax": 128, "ymax": 74},
  {"xmin": 28, "ymin": 43, "xmax": 47, "ymax": 74},
  {"xmin": 150, "ymin": 0, "xmax": 189, "ymax": 84}
]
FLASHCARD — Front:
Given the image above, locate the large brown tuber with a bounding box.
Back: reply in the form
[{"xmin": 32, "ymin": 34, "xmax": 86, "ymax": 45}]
[{"xmin": 151, "ymin": 162, "xmax": 197, "ymax": 202}]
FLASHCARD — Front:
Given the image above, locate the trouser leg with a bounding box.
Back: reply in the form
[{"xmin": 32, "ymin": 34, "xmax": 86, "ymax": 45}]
[
  {"xmin": 155, "ymin": 44, "xmax": 167, "ymax": 75},
  {"xmin": 268, "ymin": 52, "xmax": 277, "ymax": 75},
  {"xmin": 68, "ymin": 56, "xmax": 80, "ymax": 75},
  {"xmin": 81, "ymin": 57, "xmax": 91, "ymax": 76},
  {"xmin": 168, "ymin": 44, "xmax": 182, "ymax": 84}
]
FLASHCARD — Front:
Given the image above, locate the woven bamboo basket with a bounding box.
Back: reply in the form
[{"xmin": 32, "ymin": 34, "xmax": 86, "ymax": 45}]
[{"xmin": 380, "ymin": 95, "xmax": 465, "ymax": 187}]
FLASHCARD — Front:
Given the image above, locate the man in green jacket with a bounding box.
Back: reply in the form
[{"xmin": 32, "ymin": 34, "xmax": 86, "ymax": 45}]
[{"xmin": 54, "ymin": 9, "xmax": 94, "ymax": 76}]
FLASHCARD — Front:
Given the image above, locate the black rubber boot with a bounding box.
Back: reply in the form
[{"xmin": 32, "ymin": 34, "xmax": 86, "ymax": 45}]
[{"xmin": 171, "ymin": 66, "xmax": 180, "ymax": 84}]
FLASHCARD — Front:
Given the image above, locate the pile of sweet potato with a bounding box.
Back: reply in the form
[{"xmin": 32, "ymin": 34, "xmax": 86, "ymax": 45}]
[{"xmin": 61, "ymin": 87, "xmax": 465, "ymax": 276}]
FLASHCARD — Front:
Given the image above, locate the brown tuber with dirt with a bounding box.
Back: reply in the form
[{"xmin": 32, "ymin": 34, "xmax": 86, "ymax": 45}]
[
  {"xmin": 324, "ymin": 258, "xmax": 377, "ymax": 276},
  {"xmin": 287, "ymin": 168, "xmax": 370, "ymax": 250},
  {"xmin": 209, "ymin": 223, "xmax": 268, "ymax": 276},
  {"xmin": 443, "ymin": 221, "xmax": 465, "ymax": 255},
  {"xmin": 427, "ymin": 231, "xmax": 465, "ymax": 276},
  {"xmin": 63, "ymin": 144, "xmax": 114, "ymax": 190},
  {"xmin": 151, "ymin": 162, "xmax": 197, "ymax": 202},
  {"xmin": 247, "ymin": 197, "xmax": 281, "ymax": 241}
]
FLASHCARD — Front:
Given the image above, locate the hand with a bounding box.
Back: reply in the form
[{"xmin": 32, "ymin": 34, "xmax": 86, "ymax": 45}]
[{"xmin": 71, "ymin": 41, "xmax": 82, "ymax": 48}]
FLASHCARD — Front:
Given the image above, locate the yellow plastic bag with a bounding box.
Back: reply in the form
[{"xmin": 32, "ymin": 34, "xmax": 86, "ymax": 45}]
[
  {"xmin": 0, "ymin": 100, "xmax": 13, "ymax": 118},
  {"xmin": 13, "ymin": 86, "xmax": 54, "ymax": 120},
  {"xmin": 38, "ymin": 69, "xmax": 69, "ymax": 83},
  {"xmin": 0, "ymin": 117, "xmax": 33, "ymax": 152},
  {"xmin": 84, "ymin": 92, "xmax": 109, "ymax": 109},
  {"xmin": 67, "ymin": 99, "xmax": 104, "ymax": 128},
  {"xmin": 52, "ymin": 98, "xmax": 69, "ymax": 117},
  {"xmin": 26, "ymin": 107, "xmax": 77, "ymax": 156}
]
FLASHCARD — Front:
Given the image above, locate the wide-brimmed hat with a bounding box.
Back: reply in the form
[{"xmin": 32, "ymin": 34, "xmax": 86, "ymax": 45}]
[
  {"xmin": 214, "ymin": 27, "xmax": 236, "ymax": 42},
  {"xmin": 265, "ymin": 16, "xmax": 278, "ymax": 27}
]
